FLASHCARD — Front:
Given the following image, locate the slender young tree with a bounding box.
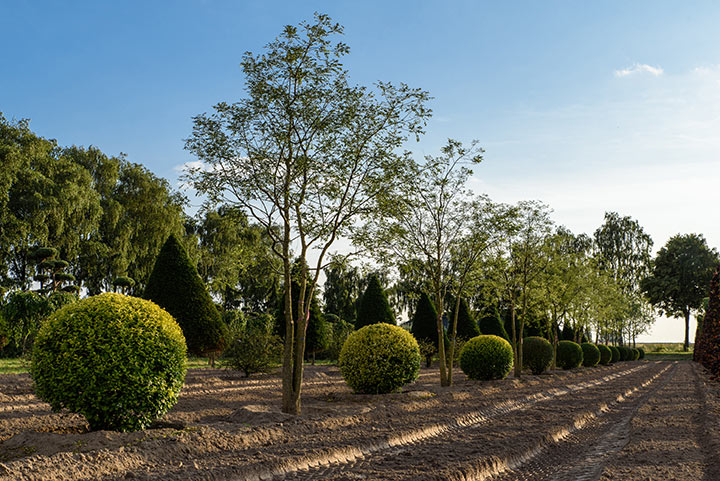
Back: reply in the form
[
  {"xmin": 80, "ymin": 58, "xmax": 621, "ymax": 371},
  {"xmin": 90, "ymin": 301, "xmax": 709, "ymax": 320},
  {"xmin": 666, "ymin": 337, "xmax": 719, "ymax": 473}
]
[{"xmin": 185, "ymin": 14, "xmax": 430, "ymax": 414}]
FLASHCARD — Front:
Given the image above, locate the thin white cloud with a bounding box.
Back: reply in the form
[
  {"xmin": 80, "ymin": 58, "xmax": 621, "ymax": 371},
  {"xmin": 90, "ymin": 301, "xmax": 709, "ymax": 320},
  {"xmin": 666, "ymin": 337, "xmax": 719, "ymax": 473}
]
[{"xmin": 614, "ymin": 63, "xmax": 664, "ymax": 78}]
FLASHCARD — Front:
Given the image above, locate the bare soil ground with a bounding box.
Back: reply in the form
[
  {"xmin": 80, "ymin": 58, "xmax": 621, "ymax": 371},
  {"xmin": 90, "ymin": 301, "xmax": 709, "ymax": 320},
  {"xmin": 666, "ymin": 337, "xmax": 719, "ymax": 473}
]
[{"xmin": 1, "ymin": 360, "xmax": 718, "ymax": 480}]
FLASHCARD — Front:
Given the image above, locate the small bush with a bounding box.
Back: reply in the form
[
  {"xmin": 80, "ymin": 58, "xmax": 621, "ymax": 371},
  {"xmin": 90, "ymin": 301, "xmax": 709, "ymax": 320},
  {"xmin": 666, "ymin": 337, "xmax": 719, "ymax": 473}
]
[
  {"xmin": 325, "ymin": 317, "xmax": 354, "ymax": 361},
  {"xmin": 581, "ymin": 343, "xmax": 601, "ymax": 367},
  {"xmin": 556, "ymin": 340, "xmax": 583, "ymax": 370},
  {"xmin": 225, "ymin": 316, "xmax": 282, "ymax": 377},
  {"xmin": 522, "ymin": 336, "xmax": 554, "ymax": 375},
  {"xmin": 31, "ymin": 293, "xmax": 187, "ymax": 431},
  {"xmin": 630, "ymin": 348, "xmax": 640, "ymax": 361},
  {"xmin": 598, "ymin": 344, "xmax": 612, "ymax": 365},
  {"xmin": 618, "ymin": 346, "xmax": 631, "ymax": 361},
  {"xmin": 459, "ymin": 335, "xmax": 513, "ymax": 381},
  {"xmin": 637, "ymin": 347, "xmax": 645, "ymax": 359},
  {"xmin": 339, "ymin": 324, "xmax": 420, "ymax": 394},
  {"xmin": 609, "ymin": 346, "xmax": 620, "ymax": 363}
]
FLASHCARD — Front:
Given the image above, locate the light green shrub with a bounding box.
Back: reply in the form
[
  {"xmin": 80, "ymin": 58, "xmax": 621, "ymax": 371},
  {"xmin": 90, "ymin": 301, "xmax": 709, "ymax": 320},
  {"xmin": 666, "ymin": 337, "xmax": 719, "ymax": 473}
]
[
  {"xmin": 581, "ymin": 343, "xmax": 601, "ymax": 367},
  {"xmin": 459, "ymin": 335, "xmax": 513, "ymax": 381}
]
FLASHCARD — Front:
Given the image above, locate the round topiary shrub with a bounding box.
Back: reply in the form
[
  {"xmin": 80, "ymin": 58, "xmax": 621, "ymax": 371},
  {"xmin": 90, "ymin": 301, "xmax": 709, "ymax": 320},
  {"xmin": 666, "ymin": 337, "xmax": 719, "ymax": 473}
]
[
  {"xmin": 581, "ymin": 343, "xmax": 601, "ymax": 367},
  {"xmin": 459, "ymin": 335, "xmax": 513, "ymax": 381},
  {"xmin": 610, "ymin": 346, "xmax": 620, "ymax": 363},
  {"xmin": 31, "ymin": 293, "xmax": 187, "ymax": 432},
  {"xmin": 598, "ymin": 344, "xmax": 612, "ymax": 365},
  {"xmin": 556, "ymin": 340, "xmax": 583, "ymax": 370},
  {"xmin": 618, "ymin": 346, "xmax": 631, "ymax": 361},
  {"xmin": 630, "ymin": 348, "xmax": 640, "ymax": 360},
  {"xmin": 637, "ymin": 347, "xmax": 645, "ymax": 360},
  {"xmin": 522, "ymin": 336, "xmax": 554, "ymax": 375},
  {"xmin": 339, "ymin": 323, "xmax": 420, "ymax": 394}
]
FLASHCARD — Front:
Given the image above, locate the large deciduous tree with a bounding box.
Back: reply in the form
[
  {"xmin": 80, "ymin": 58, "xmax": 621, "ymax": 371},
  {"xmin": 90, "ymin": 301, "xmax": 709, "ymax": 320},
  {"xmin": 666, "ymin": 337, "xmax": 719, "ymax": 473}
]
[
  {"xmin": 184, "ymin": 14, "xmax": 430, "ymax": 414},
  {"xmin": 641, "ymin": 234, "xmax": 718, "ymax": 351}
]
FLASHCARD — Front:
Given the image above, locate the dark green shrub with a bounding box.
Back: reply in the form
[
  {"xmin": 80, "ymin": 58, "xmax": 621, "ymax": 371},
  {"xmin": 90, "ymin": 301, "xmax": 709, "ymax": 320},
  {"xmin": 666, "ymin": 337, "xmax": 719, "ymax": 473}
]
[
  {"xmin": 522, "ymin": 336, "xmax": 554, "ymax": 375},
  {"xmin": 581, "ymin": 343, "xmax": 601, "ymax": 367},
  {"xmin": 459, "ymin": 335, "xmax": 513, "ymax": 381},
  {"xmin": 31, "ymin": 293, "xmax": 187, "ymax": 431},
  {"xmin": 411, "ymin": 292, "xmax": 449, "ymax": 367},
  {"xmin": 478, "ymin": 314, "xmax": 509, "ymax": 340},
  {"xmin": 325, "ymin": 317, "xmax": 354, "ymax": 361},
  {"xmin": 144, "ymin": 234, "xmax": 227, "ymax": 356},
  {"xmin": 339, "ymin": 323, "xmax": 420, "ymax": 394},
  {"xmin": 275, "ymin": 278, "xmax": 329, "ymax": 363},
  {"xmin": 225, "ymin": 316, "xmax": 282, "ymax": 377},
  {"xmin": 355, "ymin": 274, "xmax": 395, "ymax": 329},
  {"xmin": 556, "ymin": 340, "xmax": 583, "ymax": 370},
  {"xmin": 630, "ymin": 348, "xmax": 640, "ymax": 360},
  {"xmin": 637, "ymin": 347, "xmax": 645, "ymax": 359},
  {"xmin": 609, "ymin": 346, "xmax": 620, "ymax": 363},
  {"xmin": 618, "ymin": 346, "xmax": 631, "ymax": 361},
  {"xmin": 598, "ymin": 344, "xmax": 612, "ymax": 365},
  {"xmin": 450, "ymin": 298, "xmax": 481, "ymax": 340}
]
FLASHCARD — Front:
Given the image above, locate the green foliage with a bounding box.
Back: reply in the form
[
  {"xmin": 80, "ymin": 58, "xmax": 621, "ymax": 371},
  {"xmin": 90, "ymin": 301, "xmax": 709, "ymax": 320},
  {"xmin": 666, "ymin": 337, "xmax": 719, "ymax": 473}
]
[
  {"xmin": 323, "ymin": 260, "xmax": 362, "ymax": 323},
  {"xmin": 522, "ymin": 336, "xmax": 554, "ymax": 375},
  {"xmin": 459, "ymin": 335, "xmax": 514, "ymax": 381},
  {"xmin": 451, "ymin": 298, "xmax": 481, "ymax": 340},
  {"xmin": 556, "ymin": 340, "xmax": 583, "ymax": 370},
  {"xmin": 598, "ymin": 344, "xmax": 612, "ymax": 365},
  {"xmin": 411, "ymin": 292, "xmax": 442, "ymax": 366},
  {"xmin": 580, "ymin": 343, "xmax": 601, "ymax": 367},
  {"xmin": 274, "ymin": 276, "xmax": 329, "ymax": 359},
  {"xmin": 224, "ymin": 315, "xmax": 282, "ymax": 377},
  {"xmin": 324, "ymin": 316, "xmax": 354, "ymax": 361},
  {"xmin": 609, "ymin": 346, "xmax": 620, "ymax": 363},
  {"xmin": 31, "ymin": 293, "xmax": 187, "ymax": 431},
  {"xmin": 630, "ymin": 348, "xmax": 640, "ymax": 361},
  {"xmin": 144, "ymin": 234, "xmax": 226, "ymax": 356},
  {"xmin": 617, "ymin": 346, "xmax": 632, "ymax": 361},
  {"xmin": 478, "ymin": 314, "xmax": 509, "ymax": 340},
  {"xmin": 637, "ymin": 347, "xmax": 645, "ymax": 359},
  {"xmin": 339, "ymin": 324, "xmax": 420, "ymax": 394},
  {"xmin": 2, "ymin": 290, "xmax": 73, "ymax": 355},
  {"xmin": 355, "ymin": 274, "xmax": 395, "ymax": 329}
]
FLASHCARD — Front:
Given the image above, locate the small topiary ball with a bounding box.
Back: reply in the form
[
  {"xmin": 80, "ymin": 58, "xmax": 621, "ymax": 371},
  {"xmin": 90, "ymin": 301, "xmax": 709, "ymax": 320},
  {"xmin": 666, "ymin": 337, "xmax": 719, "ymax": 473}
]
[
  {"xmin": 339, "ymin": 323, "xmax": 420, "ymax": 394},
  {"xmin": 630, "ymin": 348, "xmax": 640, "ymax": 360},
  {"xmin": 637, "ymin": 347, "xmax": 645, "ymax": 360},
  {"xmin": 618, "ymin": 346, "xmax": 631, "ymax": 361},
  {"xmin": 598, "ymin": 344, "xmax": 612, "ymax": 365},
  {"xmin": 31, "ymin": 293, "xmax": 187, "ymax": 432},
  {"xmin": 609, "ymin": 346, "xmax": 620, "ymax": 363},
  {"xmin": 460, "ymin": 335, "xmax": 513, "ymax": 381},
  {"xmin": 556, "ymin": 341, "xmax": 583, "ymax": 370},
  {"xmin": 522, "ymin": 336, "xmax": 554, "ymax": 375},
  {"xmin": 581, "ymin": 343, "xmax": 601, "ymax": 367}
]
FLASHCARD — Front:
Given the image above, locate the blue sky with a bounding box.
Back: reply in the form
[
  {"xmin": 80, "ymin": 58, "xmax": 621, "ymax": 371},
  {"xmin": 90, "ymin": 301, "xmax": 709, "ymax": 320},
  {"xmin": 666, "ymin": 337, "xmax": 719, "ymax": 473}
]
[{"xmin": 3, "ymin": 1, "xmax": 720, "ymax": 341}]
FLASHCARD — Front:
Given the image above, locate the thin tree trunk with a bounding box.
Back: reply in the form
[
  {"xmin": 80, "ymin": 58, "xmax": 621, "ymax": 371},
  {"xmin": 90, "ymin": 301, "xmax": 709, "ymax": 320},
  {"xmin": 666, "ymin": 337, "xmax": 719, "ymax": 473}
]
[
  {"xmin": 435, "ymin": 291, "xmax": 449, "ymax": 387},
  {"xmin": 447, "ymin": 295, "xmax": 462, "ymax": 386},
  {"xmin": 684, "ymin": 309, "xmax": 690, "ymax": 352},
  {"xmin": 510, "ymin": 292, "xmax": 519, "ymax": 378}
]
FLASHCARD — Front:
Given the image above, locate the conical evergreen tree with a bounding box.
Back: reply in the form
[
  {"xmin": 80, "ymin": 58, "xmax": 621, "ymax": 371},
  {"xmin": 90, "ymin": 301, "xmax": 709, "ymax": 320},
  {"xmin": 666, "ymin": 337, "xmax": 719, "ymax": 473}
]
[
  {"xmin": 144, "ymin": 234, "xmax": 227, "ymax": 356},
  {"xmin": 451, "ymin": 298, "xmax": 480, "ymax": 340},
  {"xmin": 478, "ymin": 313, "xmax": 509, "ymax": 340},
  {"xmin": 355, "ymin": 274, "xmax": 395, "ymax": 329},
  {"xmin": 275, "ymin": 278, "xmax": 329, "ymax": 363},
  {"xmin": 410, "ymin": 292, "xmax": 450, "ymax": 366}
]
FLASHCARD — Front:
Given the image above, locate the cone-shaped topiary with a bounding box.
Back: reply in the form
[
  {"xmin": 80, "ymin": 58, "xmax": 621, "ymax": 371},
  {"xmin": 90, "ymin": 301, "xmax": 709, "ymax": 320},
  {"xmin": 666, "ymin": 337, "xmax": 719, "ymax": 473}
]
[
  {"xmin": 31, "ymin": 293, "xmax": 187, "ymax": 431},
  {"xmin": 478, "ymin": 314, "xmax": 509, "ymax": 341},
  {"xmin": 451, "ymin": 298, "xmax": 481, "ymax": 340},
  {"xmin": 355, "ymin": 274, "xmax": 395, "ymax": 329},
  {"xmin": 275, "ymin": 278, "xmax": 329, "ymax": 362},
  {"xmin": 522, "ymin": 336, "xmax": 554, "ymax": 375},
  {"xmin": 144, "ymin": 234, "xmax": 226, "ymax": 356},
  {"xmin": 411, "ymin": 292, "xmax": 445, "ymax": 366},
  {"xmin": 556, "ymin": 340, "xmax": 583, "ymax": 370},
  {"xmin": 581, "ymin": 343, "xmax": 601, "ymax": 367},
  {"xmin": 339, "ymin": 323, "xmax": 420, "ymax": 394},
  {"xmin": 459, "ymin": 335, "xmax": 514, "ymax": 381},
  {"xmin": 598, "ymin": 344, "xmax": 612, "ymax": 365}
]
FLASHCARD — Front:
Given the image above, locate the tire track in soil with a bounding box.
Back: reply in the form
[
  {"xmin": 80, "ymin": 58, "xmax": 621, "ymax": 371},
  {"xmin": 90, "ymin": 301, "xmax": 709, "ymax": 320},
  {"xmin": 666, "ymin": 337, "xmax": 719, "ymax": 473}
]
[
  {"xmin": 249, "ymin": 363, "xmax": 655, "ymax": 481},
  {"xmin": 485, "ymin": 362, "xmax": 676, "ymax": 481}
]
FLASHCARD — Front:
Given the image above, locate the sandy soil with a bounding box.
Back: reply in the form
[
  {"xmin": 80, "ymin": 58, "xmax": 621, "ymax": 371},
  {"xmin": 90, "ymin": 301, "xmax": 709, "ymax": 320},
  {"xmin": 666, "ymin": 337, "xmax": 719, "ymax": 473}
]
[{"xmin": 0, "ymin": 360, "xmax": 717, "ymax": 480}]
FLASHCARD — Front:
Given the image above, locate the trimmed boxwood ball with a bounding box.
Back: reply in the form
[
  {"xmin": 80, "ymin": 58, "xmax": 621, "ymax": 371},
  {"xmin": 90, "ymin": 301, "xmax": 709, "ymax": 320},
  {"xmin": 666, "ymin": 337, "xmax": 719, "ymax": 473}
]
[
  {"xmin": 618, "ymin": 346, "xmax": 631, "ymax": 361},
  {"xmin": 609, "ymin": 346, "xmax": 620, "ymax": 363},
  {"xmin": 637, "ymin": 347, "xmax": 645, "ymax": 359},
  {"xmin": 556, "ymin": 340, "xmax": 583, "ymax": 370},
  {"xmin": 31, "ymin": 293, "xmax": 187, "ymax": 432},
  {"xmin": 339, "ymin": 323, "xmax": 420, "ymax": 394},
  {"xmin": 460, "ymin": 335, "xmax": 514, "ymax": 381},
  {"xmin": 581, "ymin": 343, "xmax": 601, "ymax": 367},
  {"xmin": 522, "ymin": 336, "xmax": 554, "ymax": 375},
  {"xmin": 630, "ymin": 348, "xmax": 640, "ymax": 360},
  {"xmin": 598, "ymin": 344, "xmax": 612, "ymax": 365}
]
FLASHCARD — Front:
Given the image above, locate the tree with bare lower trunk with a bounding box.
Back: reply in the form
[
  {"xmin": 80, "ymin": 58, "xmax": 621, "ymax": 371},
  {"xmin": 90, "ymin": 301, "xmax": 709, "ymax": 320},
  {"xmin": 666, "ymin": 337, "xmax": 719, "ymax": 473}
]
[{"xmin": 184, "ymin": 14, "xmax": 430, "ymax": 415}]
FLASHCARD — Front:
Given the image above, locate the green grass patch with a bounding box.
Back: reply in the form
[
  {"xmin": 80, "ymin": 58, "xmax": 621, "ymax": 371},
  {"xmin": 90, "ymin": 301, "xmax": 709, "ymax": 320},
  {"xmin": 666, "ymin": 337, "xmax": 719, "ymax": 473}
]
[
  {"xmin": 644, "ymin": 351, "xmax": 693, "ymax": 361},
  {"xmin": 0, "ymin": 358, "xmax": 29, "ymax": 374}
]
